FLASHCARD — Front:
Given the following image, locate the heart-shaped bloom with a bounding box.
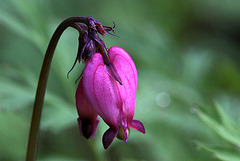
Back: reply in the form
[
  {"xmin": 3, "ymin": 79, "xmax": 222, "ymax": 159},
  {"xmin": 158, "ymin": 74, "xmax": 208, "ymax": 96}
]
[{"xmin": 76, "ymin": 46, "xmax": 145, "ymax": 149}]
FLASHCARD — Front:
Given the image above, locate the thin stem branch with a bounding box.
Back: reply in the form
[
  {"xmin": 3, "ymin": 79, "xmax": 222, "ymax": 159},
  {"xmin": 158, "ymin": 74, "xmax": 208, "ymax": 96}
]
[{"xmin": 26, "ymin": 16, "xmax": 90, "ymax": 161}]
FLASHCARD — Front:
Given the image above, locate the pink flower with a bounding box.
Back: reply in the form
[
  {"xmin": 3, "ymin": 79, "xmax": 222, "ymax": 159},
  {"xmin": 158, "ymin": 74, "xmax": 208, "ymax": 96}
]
[{"xmin": 76, "ymin": 46, "xmax": 145, "ymax": 149}]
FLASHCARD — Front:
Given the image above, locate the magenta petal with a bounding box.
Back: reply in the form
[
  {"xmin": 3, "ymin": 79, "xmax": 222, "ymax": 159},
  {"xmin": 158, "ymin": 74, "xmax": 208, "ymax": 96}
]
[
  {"xmin": 83, "ymin": 53, "xmax": 119, "ymax": 127},
  {"xmin": 102, "ymin": 128, "xmax": 118, "ymax": 149},
  {"xmin": 76, "ymin": 79, "xmax": 99, "ymax": 139},
  {"xmin": 91, "ymin": 118, "xmax": 100, "ymax": 138},
  {"xmin": 129, "ymin": 120, "xmax": 145, "ymax": 134},
  {"xmin": 77, "ymin": 118, "xmax": 100, "ymax": 139},
  {"xmin": 107, "ymin": 46, "xmax": 138, "ymax": 122}
]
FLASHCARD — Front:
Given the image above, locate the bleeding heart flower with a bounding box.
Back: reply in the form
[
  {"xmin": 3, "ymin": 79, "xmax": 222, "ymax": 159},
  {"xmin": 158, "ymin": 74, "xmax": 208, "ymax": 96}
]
[{"xmin": 76, "ymin": 46, "xmax": 145, "ymax": 149}]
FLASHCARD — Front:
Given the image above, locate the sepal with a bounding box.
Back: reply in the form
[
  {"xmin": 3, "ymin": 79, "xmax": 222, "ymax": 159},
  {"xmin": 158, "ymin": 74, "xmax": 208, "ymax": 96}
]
[
  {"xmin": 129, "ymin": 120, "xmax": 145, "ymax": 134},
  {"xmin": 102, "ymin": 128, "xmax": 118, "ymax": 149}
]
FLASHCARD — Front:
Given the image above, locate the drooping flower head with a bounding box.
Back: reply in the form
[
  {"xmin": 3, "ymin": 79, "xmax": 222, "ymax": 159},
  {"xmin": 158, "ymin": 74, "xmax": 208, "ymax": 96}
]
[
  {"xmin": 27, "ymin": 17, "xmax": 145, "ymax": 161},
  {"xmin": 71, "ymin": 17, "xmax": 145, "ymax": 149},
  {"xmin": 76, "ymin": 46, "xmax": 145, "ymax": 149}
]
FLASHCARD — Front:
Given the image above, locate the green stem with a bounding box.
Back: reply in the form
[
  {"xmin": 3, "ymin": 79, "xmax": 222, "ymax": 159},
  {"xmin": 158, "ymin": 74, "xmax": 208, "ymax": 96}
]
[
  {"xmin": 88, "ymin": 140, "xmax": 104, "ymax": 161},
  {"xmin": 26, "ymin": 16, "xmax": 90, "ymax": 161}
]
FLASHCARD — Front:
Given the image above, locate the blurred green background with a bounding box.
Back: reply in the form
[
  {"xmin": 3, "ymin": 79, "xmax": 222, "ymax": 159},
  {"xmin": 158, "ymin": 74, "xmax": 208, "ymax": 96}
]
[{"xmin": 1, "ymin": 0, "xmax": 240, "ymax": 161}]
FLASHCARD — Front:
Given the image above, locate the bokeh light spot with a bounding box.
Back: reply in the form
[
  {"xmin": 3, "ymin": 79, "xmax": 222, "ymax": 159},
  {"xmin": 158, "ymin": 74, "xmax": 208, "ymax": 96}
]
[{"xmin": 155, "ymin": 92, "xmax": 171, "ymax": 108}]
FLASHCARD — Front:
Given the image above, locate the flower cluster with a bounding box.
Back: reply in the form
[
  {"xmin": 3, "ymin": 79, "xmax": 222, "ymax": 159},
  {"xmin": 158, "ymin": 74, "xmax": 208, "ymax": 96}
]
[{"xmin": 73, "ymin": 17, "xmax": 145, "ymax": 149}]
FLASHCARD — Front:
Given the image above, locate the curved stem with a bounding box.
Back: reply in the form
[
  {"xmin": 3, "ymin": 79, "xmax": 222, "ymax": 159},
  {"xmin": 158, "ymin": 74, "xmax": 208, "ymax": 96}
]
[{"xmin": 26, "ymin": 16, "xmax": 90, "ymax": 161}]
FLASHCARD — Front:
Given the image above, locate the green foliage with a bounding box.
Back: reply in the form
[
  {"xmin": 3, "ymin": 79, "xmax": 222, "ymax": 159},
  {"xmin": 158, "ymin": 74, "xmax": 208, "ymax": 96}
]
[
  {"xmin": 0, "ymin": 0, "xmax": 240, "ymax": 160},
  {"xmin": 196, "ymin": 103, "xmax": 240, "ymax": 161}
]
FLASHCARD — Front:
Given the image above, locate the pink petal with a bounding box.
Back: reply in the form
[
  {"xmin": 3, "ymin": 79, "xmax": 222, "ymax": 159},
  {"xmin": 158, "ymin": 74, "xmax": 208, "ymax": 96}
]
[
  {"xmin": 83, "ymin": 53, "xmax": 120, "ymax": 128},
  {"xmin": 108, "ymin": 46, "xmax": 138, "ymax": 122},
  {"xmin": 129, "ymin": 120, "xmax": 145, "ymax": 134},
  {"xmin": 76, "ymin": 78, "xmax": 99, "ymax": 138},
  {"xmin": 77, "ymin": 117, "xmax": 100, "ymax": 139},
  {"xmin": 102, "ymin": 128, "xmax": 118, "ymax": 149}
]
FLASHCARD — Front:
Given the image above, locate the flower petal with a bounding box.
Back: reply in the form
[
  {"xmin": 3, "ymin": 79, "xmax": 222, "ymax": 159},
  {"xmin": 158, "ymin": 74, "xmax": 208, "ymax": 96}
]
[
  {"xmin": 129, "ymin": 120, "xmax": 145, "ymax": 134},
  {"xmin": 108, "ymin": 46, "xmax": 138, "ymax": 122},
  {"xmin": 83, "ymin": 53, "xmax": 120, "ymax": 128},
  {"xmin": 77, "ymin": 117, "xmax": 100, "ymax": 139},
  {"xmin": 102, "ymin": 128, "xmax": 118, "ymax": 149},
  {"xmin": 76, "ymin": 78, "xmax": 99, "ymax": 139}
]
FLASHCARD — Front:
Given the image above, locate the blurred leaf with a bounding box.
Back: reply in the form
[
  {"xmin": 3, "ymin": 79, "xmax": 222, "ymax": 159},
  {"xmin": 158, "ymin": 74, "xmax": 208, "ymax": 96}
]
[
  {"xmin": 197, "ymin": 103, "xmax": 240, "ymax": 147},
  {"xmin": 195, "ymin": 141, "xmax": 240, "ymax": 161},
  {"xmin": 0, "ymin": 76, "xmax": 35, "ymax": 110},
  {"xmin": 196, "ymin": 103, "xmax": 240, "ymax": 161},
  {"xmin": 0, "ymin": 8, "xmax": 46, "ymax": 52},
  {"xmin": 215, "ymin": 102, "xmax": 240, "ymax": 136},
  {"xmin": 41, "ymin": 94, "xmax": 76, "ymax": 133},
  {"xmin": 0, "ymin": 111, "xmax": 28, "ymax": 161}
]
